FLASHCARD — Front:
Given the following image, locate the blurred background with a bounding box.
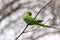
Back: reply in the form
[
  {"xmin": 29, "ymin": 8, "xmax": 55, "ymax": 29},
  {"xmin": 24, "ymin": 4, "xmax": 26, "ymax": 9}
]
[{"xmin": 0, "ymin": 0, "xmax": 60, "ymax": 40}]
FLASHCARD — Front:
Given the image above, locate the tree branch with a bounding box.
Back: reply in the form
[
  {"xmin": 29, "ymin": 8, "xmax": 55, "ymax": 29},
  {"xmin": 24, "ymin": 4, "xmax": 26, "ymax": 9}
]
[{"xmin": 15, "ymin": 25, "xmax": 29, "ymax": 40}]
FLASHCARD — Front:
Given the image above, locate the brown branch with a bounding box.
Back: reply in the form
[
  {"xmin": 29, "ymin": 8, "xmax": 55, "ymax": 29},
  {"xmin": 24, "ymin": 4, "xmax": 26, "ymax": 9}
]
[
  {"xmin": 15, "ymin": 0, "xmax": 52, "ymax": 40},
  {"xmin": 34, "ymin": 0, "xmax": 52, "ymax": 19},
  {"xmin": 24, "ymin": 28, "xmax": 38, "ymax": 33},
  {"xmin": 15, "ymin": 25, "xmax": 29, "ymax": 40},
  {"xmin": 24, "ymin": 26, "xmax": 60, "ymax": 33}
]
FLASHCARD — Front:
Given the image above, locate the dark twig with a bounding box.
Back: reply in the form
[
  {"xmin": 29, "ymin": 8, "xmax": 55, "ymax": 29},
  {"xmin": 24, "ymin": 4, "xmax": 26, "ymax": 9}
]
[
  {"xmin": 15, "ymin": 0, "xmax": 52, "ymax": 40},
  {"xmin": 24, "ymin": 28, "xmax": 38, "ymax": 33},
  {"xmin": 15, "ymin": 25, "xmax": 29, "ymax": 40},
  {"xmin": 34, "ymin": 0, "xmax": 52, "ymax": 19}
]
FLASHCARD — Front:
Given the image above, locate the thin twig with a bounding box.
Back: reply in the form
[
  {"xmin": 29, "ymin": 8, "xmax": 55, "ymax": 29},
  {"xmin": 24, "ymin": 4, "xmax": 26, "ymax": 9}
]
[
  {"xmin": 24, "ymin": 28, "xmax": 38, "ymax": 33},
  {"xmin": 34, "ymin": 0, "xmax": 52, "ymax": 19},
  {"xmin": 15, "ymin": 0, "xmax": 52, "ymax": 40},
  {"xmin": 15, "ymin": 25, "xmax": 29, "ymax": 40},
  {"xmin": 44, "ymin": 18, "xmax": 51, "ymax": 24}
]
